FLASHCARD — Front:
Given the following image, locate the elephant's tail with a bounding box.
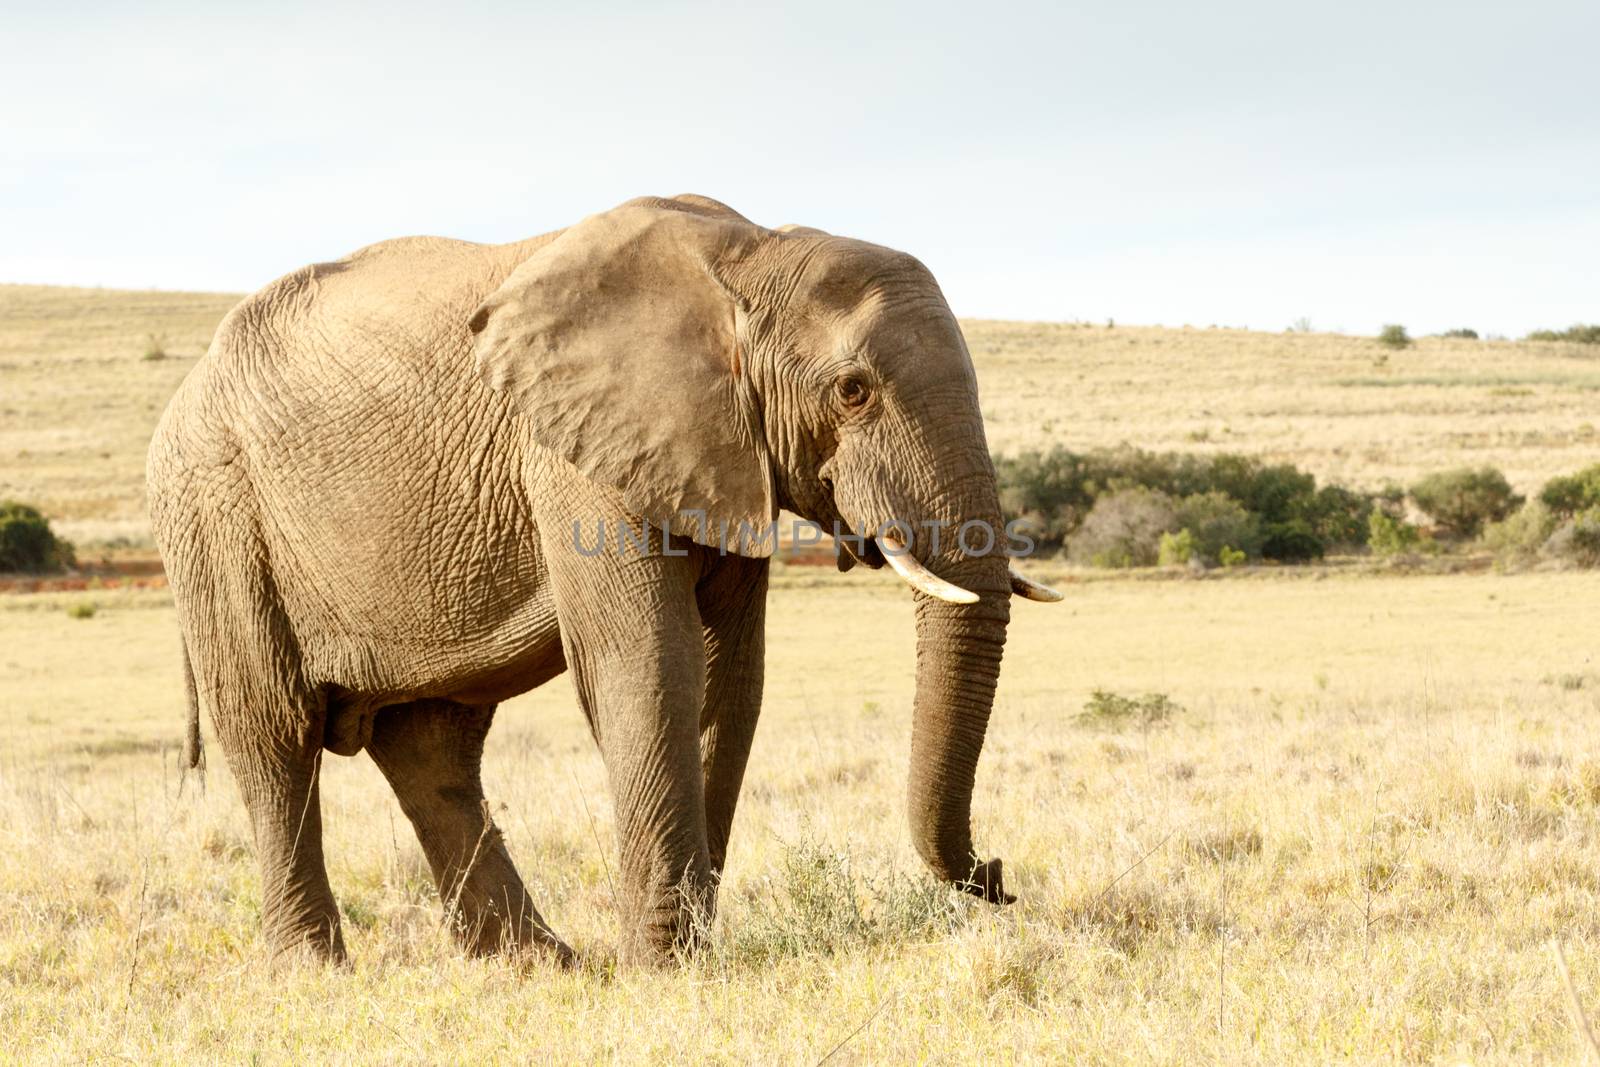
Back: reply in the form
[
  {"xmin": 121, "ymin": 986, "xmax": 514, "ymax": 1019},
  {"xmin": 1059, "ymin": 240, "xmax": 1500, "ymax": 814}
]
[{"xmin": 181, "ymin": 639, "xmax": 206, "ymax": 772}]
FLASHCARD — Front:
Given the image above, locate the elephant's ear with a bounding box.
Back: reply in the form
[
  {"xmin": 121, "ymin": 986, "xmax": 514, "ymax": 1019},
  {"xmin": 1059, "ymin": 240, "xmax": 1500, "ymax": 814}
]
[{"xmin": 469, "ymin": 197, "xmax": 778, "ymax": 557}]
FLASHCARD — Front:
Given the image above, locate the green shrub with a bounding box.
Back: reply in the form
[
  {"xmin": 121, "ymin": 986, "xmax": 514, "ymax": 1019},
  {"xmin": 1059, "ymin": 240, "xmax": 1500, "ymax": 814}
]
[
  {"xmin": 992, "ymin": 447, "xmax": 1101, "ymax": 555},
  {"xmin": 1157, "ymin": 528, "xmax": 1196, "ymax": 566},
  {"xmin": 1077, "ymin": 689, "xmax": 1181, "ymax": 729},
  {"xmin": 1373, "ymin": 484, "xmax": 1408, "ymax": 517},
  {"xmin": 993, "ymin": 444, "xmax": 1389, "ymax": 564},
  {"xmin": 1172, "ymin": 491, "xmax": 1262, "ymax": 564},
  {"xmin": 1439, "ymin": 328, "xmax": 1479, "ymax": 339},
  {"xmin": 1307, "ymin": 484, "xmax": 1375, "ymax": 548},
  {"xmin": 66, "ymin": 601, "xmax": 98, "ymax": 620},
  {"xmin": 1262, "ymin": 519, "xmax": 1325, "ymax": 562},
  {"xmin": 722, "ymin": 838, "xmax": 961, "ymax": 965},
  {"xmin": 0, "ymin": 501, "xmax": 75, "ymax": 573},
  {"xmin": 1409, "ymin": 466, "xmax": 1521, "ymax": 537},
  {"xmin": 1545, "ymin": 508, "xmax": 1600, "ymax": 568},
  {"xmin": 1218, "ymin": 545, "xmax": 1248, "ymax": 567},
  {"xmin": 1483, "ymin": 500, "xmax": 1558, "ymax": 567},
  {"xmin": 1377, "ymin": 324, "xmax": 1412, "ymax": 349},
  {"xmin": 1368, "ymin": 511, "xmax": 1420, "ymax": 556},
  {"xmin": 1525, "ymin": 324, "xmax": 1600, "ymax": 345},
  {"xmin": 1539, "ymin": 464, "xmax": 1600, "ymax": 518},
  {"xmin": 1068, "ymin": 487, "xmax": 1175, "ymax": 568}
]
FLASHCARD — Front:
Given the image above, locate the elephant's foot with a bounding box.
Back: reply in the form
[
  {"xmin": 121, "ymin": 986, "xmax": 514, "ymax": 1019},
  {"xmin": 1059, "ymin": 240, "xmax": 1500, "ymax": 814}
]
[
  {"xmin": 500, "ymin": 927, "xmax": 578, "ymax": 971},
  {"xmin": 263, "ymin": 909, "xmax": 348, "ymax": 967},
  {"xmin": 447, "ymin": 895, "xmax": 575, "ymax": 968},
  {"xmin": 616, "ymin": 878, "xmax": 717, "ymax": 967}
]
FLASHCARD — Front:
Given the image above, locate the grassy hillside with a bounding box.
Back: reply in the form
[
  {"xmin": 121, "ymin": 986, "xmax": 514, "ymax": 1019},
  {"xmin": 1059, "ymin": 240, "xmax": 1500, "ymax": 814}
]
[
  {"xmin": 3, "ymin": 283, "xmax": 1597, "ymax": 550},
  {"xmin": 0, "ymin": 285, "xmax": 237, "ymax": 548},
  {"xmin": 972, "ymin": 319, "xmax": 1600, "ymax": 490}
]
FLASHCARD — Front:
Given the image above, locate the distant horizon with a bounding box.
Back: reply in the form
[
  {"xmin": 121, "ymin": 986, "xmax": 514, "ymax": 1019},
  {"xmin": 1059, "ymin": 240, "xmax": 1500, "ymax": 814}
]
[
  {"xmin": 4, "ymin": 1, "xmax": 1595, "ymax": 338},
  {"xmin": 3, "ymin": 279, "xmax": 1582, "ymax": 342}
]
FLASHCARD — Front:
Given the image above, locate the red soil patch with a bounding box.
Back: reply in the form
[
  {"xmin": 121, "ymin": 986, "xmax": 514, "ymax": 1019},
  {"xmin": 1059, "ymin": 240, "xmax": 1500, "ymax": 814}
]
[{"xmin": 0, "ymin": 557, "xmax": 168, "ymax": 595}]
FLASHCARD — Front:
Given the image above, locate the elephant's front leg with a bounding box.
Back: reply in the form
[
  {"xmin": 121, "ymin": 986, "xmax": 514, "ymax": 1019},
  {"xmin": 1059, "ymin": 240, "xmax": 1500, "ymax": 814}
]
[
  {"xmin": 542, "ymin": 521, "xmax": 714, "ymax": 964},
  {"xmin": 697, "ymin": 554, "xmax": 768, "ymax": 875}
]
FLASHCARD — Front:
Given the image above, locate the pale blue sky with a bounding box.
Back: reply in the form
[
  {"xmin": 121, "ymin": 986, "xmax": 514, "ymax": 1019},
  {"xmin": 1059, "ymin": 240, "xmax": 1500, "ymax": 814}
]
[{"xmin": 3, "ymin": 1, "xmax": 1596, "ymax": 335}]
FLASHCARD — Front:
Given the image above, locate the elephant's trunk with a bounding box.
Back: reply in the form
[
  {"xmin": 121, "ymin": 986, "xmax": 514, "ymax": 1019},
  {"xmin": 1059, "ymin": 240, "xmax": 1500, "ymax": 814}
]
[{"xmin": 905, "ymin": 540, "xmax": 1013, "ymax": 902}]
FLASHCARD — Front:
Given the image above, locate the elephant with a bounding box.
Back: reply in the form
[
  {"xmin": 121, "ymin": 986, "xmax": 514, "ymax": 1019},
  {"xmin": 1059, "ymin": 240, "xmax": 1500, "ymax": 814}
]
[{"xmin": 146, "ymin": 194, "xmax": 1060, "ymax": 966}]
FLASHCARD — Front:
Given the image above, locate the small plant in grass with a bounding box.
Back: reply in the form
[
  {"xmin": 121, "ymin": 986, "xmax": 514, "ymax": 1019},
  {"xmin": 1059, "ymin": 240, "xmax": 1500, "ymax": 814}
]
[
  {"xmin": 1076, "ymin": 689, "xmax": 1181, "ymax": 729},
  {"xmin": 1218, "ymin": 545, "xmax": 1247, "ymax": 567},
  {"xmin": 66, "ymin": 601, "xmax": 97, "ymax": 620},
  {"xmin": 718, "ymin": 839, "xmax": 963, "ymax": 966},
  {"xmin": 141, "ymin": 333, "xmax": 169, "ymax": 361},
  {"xmin": 1377, "ymin": 324, "xmax": 1412, "ymax": 349}
]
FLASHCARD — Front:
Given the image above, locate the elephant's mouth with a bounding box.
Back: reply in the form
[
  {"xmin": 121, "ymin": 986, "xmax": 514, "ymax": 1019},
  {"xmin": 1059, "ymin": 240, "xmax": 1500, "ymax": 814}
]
[
  {"xmin": 835, "ymin": 527, "xmax": 886, "ymax": 572},
  {"xmin": 832, "ymin": 510, "xmax": 1064, "ymax": 605}
]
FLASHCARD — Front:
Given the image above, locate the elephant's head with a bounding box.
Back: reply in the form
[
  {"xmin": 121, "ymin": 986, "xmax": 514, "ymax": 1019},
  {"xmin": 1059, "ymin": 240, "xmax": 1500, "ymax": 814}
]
[{"xmin": 469, "ymin": 194, "xmax": 1059, "ymax": 902}]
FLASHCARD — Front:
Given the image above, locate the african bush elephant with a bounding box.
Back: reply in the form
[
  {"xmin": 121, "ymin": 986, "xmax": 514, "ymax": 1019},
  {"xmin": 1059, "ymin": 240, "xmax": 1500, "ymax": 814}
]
[{"xmin": 147, "ymin": 194, "xmax": 1059, "ymax": 965}]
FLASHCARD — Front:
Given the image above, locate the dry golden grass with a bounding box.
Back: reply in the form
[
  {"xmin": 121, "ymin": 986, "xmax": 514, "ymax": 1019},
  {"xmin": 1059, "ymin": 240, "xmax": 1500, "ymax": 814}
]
[
  {"xmin": 3, "ymin": 570, "xmax": 1599, "ymax": 1061},
  {"xmin": 4, "ymin": 284, "xmax": 1600, "ymax": 1061}
]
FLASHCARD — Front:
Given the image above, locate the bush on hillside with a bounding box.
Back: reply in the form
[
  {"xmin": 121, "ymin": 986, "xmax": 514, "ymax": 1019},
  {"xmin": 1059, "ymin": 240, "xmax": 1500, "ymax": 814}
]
[
  {"xmin": 1439, "ymin": 328, "xmax": 1479, "ymax": 340},
  {"xmin": 1377, "ymin": 324, "xmax": 1413, "ymax": 349},
  {"xmin": 992, "ymin": 448, "xmax": 1100, "ymax": 555},
  {"xmin": 1262, "ymin": 518, "xmax": 1326, "ymax": 562},
  {"xmin": 1368, "ymin": 511, "xmax": 1420, "ymax": 557},
  {"xmin": 1409, "ymin": 466, "xmax": 1520, "ymax": 538},
  {"xmin": 1539, "ymin": 463, "xmax": 1600, "ymax": 518},
  {"xmin": 1067, "ymin": 488, "xmax": 1176, "ymax": 569},
  {"xmin": 1525, "ymin": 324, "xmax": 1600, "ymax": 345},
  {"xmin": 0, "ymin": 501, "xmax": 75, "ymax": 573},
  {"xmin": 1305, "ymin": 484, "xmax": 1376, "ymax": 548},
  {"xmin": 1157, "ymin": 528, "xmax": 1197, "ymax": 567},
  {"xmin": 1172, "ymin": 491, "xmax": 1262, "ymax": 565},
  {"xmin": 994, "ymin": 444, "xmax": 1379, "ymax": 562},
  {"xmin": 1483, "ymin": 500, "xmax": 1558, "ymax": 568},
  {"xmin": 1545, "ymin": 508, "xmax": 1600, "ymax": 569}
]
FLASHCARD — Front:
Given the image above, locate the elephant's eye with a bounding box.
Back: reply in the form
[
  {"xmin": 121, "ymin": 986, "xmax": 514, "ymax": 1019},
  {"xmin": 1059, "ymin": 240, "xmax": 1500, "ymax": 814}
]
[{"xmin": 834, "ymin": 374, "xmax": 870, "ymax": 409}]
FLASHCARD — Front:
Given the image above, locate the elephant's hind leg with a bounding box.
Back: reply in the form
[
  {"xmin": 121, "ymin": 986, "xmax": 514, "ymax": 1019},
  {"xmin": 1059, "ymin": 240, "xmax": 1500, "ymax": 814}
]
[
  {"xmin": 367, "ymin": 700, "xmax": 572, "ymax": 964},
  {"xmin": 211, "ymin": 710, "xmax": 347, "ymax": 962},
  {"xmin": 162, "ymin": 481, "xmax": 346, "ymax": 964}
]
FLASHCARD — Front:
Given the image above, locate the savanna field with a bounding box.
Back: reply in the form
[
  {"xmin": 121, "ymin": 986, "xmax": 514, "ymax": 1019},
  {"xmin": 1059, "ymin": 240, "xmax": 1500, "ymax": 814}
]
[{"xmin": 3, "ymin": 283, "xmax": 1600, "ymax": 1062}]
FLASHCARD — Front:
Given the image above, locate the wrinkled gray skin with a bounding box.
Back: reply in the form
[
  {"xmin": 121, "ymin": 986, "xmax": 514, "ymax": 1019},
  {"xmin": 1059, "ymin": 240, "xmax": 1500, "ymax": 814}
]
[{"xmin": 148, "ymin": 195, "xmax": 1022, "ymax": 966}]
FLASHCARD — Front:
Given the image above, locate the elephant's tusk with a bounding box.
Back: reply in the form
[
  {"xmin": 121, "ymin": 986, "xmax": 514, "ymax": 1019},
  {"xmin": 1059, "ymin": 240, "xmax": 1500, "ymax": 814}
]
[
  {"xmin": 1008, "ymin": 568, "xmax": 1064, "ymax": 602},
  {"xmin": 875, "ymin": 535, "xmax": 980, "ymax": 604}
]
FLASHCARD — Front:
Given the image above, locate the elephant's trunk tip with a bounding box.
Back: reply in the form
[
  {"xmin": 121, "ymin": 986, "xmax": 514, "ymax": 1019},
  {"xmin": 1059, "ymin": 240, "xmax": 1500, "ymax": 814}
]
[{"xmin": 960, "ymin": 857, "xmax": 1015, "ymax": 905}]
